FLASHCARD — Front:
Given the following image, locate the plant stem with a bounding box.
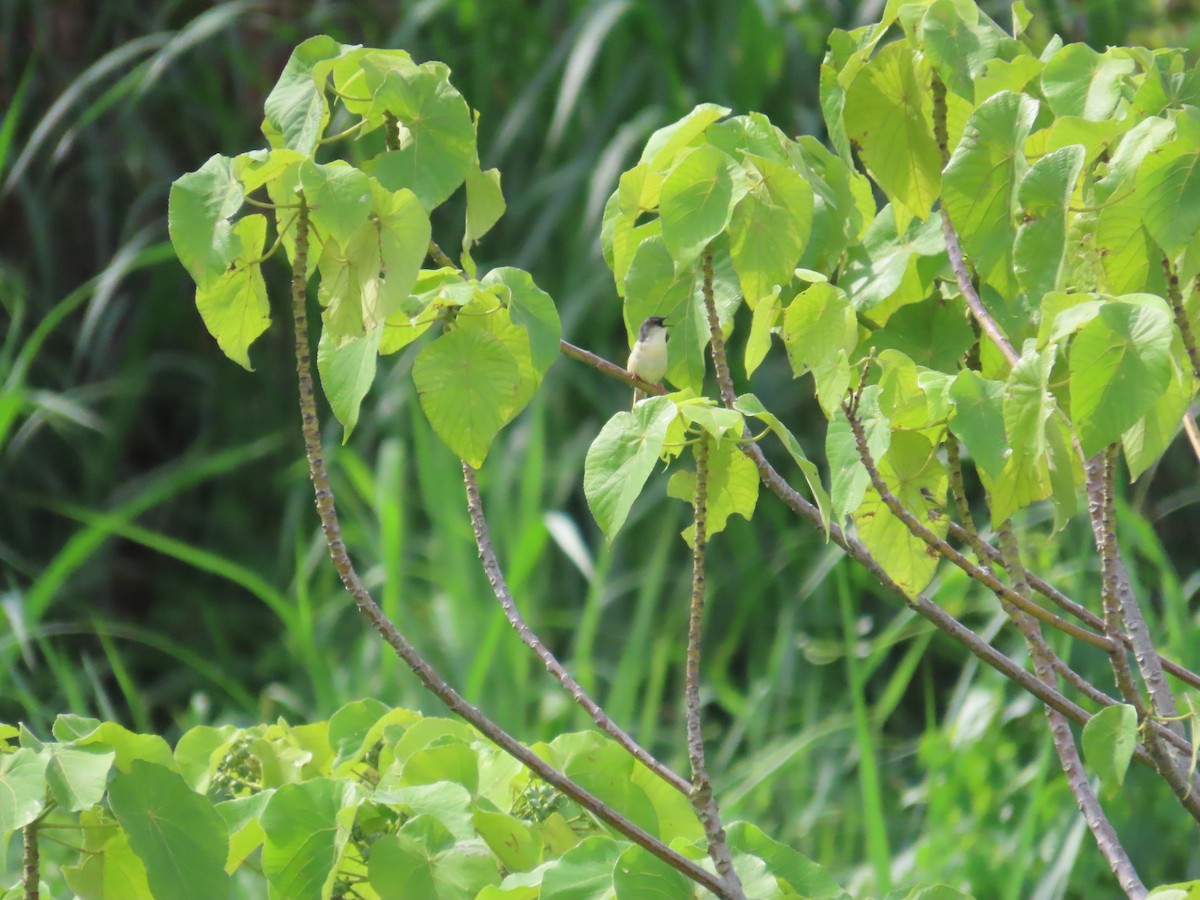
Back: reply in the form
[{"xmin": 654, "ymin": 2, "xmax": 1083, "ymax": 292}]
[
  {"xmin": 461, "ymin": 462, "xmax": 691, "ymax": 795},
  {"xmin": 685, "ymin": 437, "xmax": 745, "ymax": 900},
  {"xmin": 23, "ymin": 820, "xmax": 38, "ymax": 900},
  {"xmin": 996, "ymin": 526, "xmax": 1147, "ymax": 899}
]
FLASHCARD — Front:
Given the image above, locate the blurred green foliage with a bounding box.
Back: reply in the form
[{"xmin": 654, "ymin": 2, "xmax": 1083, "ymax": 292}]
[{"xmin": 3, "ymin": 0, "xmax": 1200, "ymax": 896}]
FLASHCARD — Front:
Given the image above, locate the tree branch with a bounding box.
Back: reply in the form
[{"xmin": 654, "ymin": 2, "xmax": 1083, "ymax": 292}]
[
  {"xmin": 686, "ymin": 436, "xmax": 745, "ymax": 899},
  {"xmin": 461, "ymin": 462, "xmax": 691, "ymax": 795},
  {"xmin": 996, "ymin": 526, "xmax": 1147, "ymax": 900}
]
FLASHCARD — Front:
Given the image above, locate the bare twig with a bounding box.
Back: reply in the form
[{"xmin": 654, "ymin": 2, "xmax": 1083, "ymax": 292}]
[
  {"xmin": 947, "ymin": 521, "xmax": 1200, "ymax": 692},
  {"xmin": 686, "ymin": 437, "xmax": 744, "ymax": 899},
  {"xmin": 1092, "ymin": 451, "xmax": 1200, "ymax": 817},
  {"xmin": 685, "ymin": 247, "xmax": 748, "ymax": 898},
  {"xmin": 23, "ymin": 818, "xmax": 38, "ymax": 900},
  {"xmin": 1088, "ymin": 452, "xmax": 1183, "ymax": 731},
  {"xmin": 996, "ymin": 526, "xmax": 1147, "ymax": 899},
  {"xmin": 462, "ymin": 462, "xmax": 691, "ymax": 795},
  {"xmin": 842, "ymin": 404, "xmax": 1113, "ymax": 651},
  {"xmin": 290, "ymin": 197, "xmax": 730, "ymax": 898}
]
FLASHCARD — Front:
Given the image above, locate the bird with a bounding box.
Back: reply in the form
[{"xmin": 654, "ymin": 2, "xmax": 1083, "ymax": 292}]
[{"xmin": 627, "ymin": 316, "xmax": 669, "ymax": 407}]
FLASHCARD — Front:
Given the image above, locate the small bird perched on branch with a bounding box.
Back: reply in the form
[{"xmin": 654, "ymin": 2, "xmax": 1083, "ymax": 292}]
[{"xmin": 627, "ymin": 316, "xmax": 669, "ymax": 407}]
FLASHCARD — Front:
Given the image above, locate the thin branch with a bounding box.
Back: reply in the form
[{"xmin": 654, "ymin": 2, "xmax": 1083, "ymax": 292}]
[
  {"xmin": 947, "ymin": 521, "xmax": 1200, "ymax": 692},
  {"xmin": 1165, "ymin": 259, "xmax": 1200, "ymax": 382},
  {"xmin": 996, "ymin": 526, "xmax": 1147, "ymax": 900},
  {"xmin": 931, "ymin": 73, "xmax": 1020, "ymax": 370},
  {"xmin": 686, "ymin": 437, "xmax": 745, "ymax": 899},
  {"xmin": 289, "ymin": 196, "xmax": 729, "ymax": 898},
  {"xmin": 691, "ymin": 247, "xmax": 746, "ymax": 899},
  {"xmin": 1163, "ymin": 258, "xmax": 1200, "ymax": 465},
  {"xmin": 1089, "ymin": 452, "xmax": 1183, "ymax": 730},
  {"xmin": 461, "ymin": 462, "xmax": 691, "ymax": 795},
  {"xmin": 559, "ymin": 338, "xmax": 666, "ymax": 396},
  {"xmin": 1093, "ymin": 451, "xmax": 1200, "ymax": 817},
  {"xmin": 842, "ymin": 403, "xmax": 1114, "ymax": 651},
  {"xmin": 23, "ymin": 819, "xmax": 38, "ymax": 900}
]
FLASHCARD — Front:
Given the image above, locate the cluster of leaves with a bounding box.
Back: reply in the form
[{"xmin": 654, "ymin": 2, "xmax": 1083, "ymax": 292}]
[
  {"xmin": 583, "ymin": 0, "xmax": 1200, "ymax": 602},
  {"xmin": 168, "ymin": 37, "xmax": 561, "ymax": 463},
  {"xmin": 0, "ymin": 702, "xmax": 857, "ymax": 900}
]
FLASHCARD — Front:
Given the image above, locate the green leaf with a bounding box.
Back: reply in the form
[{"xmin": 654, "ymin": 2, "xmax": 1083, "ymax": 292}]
[
  {"xmin": 1041, "ymin": 43, "xmax": 1134, "ymax": 121},
  {"xmin": 782, "ymin": 282, "xmax": 857, "ymax": 416},
  {"xmin": 194, "ymin": 214, "xmax": 271, "ymax": 370},
  {"xmin": 843, "ymin": 206, "xmax": 946, "ymax": 316},
  {"xmin": 372, "ymin": 782, "xmax": 475, "ymax": 843},
  {"xmin": 919, "ymin": 0, "xmax": 1004, "ymax": 101},
  {"xmin": 584, "ymin": 396, "xmax": 677, "ymax": 539},
  {"xmin": 539, "ymin": 834, "xmax": 625, "ymax": 900},
  {"xmin": 0, "ymin": 748, "xmax": 47, "ymax": 837},
  {"xmin": 1082, "ymin": 703, "xmax": 1138, "ymax": 797},
  {"xmin": 316, "ymin": 226, "xmax": 381, "ymax": 339},
  {"xmin": 107, "ymin": 761, "xmax": 233, "ymax": 900},
  {"xmin": 369, "ymin": 816, "xmax": 500, "ymax": 900},
  {"xmin": 46, "ymin": 744, "xmax": 114, "ymax": 812},
  {"xmin": 261, "ymin": 778, "xmax": 361, "ymax": 900},
  {"xmin": 990, "ymin": 343, "xmax": 1058, "ymax": 523},
  {"xmin": 398, "ymin": 740, "xmax": 479, "ymax": 795},
  {"xmin": 728, "ymin": 153, "xmax": 813, "ymax": 307},
  {"xmin": 317, "ymin": 324, "xmax": 382, "ymax": 440},
  {"xmin": 168, "ymin": 154, "xmax": 244, "ymax": 289},
  {"xmin": 612, "ymin": 844, "xmax": 691, "ymax": 900},
  {"xmin": 63, "ymin": 809, "xmax": 154, "ymax": 900},
  {"xmin": 744, "ymin": 288, "xmax": 780, "ymax": 377},
  {"xmin": 1123, "ymin": 358, "xmax": 1193, "ymax": 480},
  {"xmin": 943, "ymin": 91, "xmax": 1039, "ymax": 298},
  {"xmin": 843, "ymin": 40, "xmax": 941, "ymax": 232},
  {"xmin": 735, "ymin": 394, "xmax": 831, "ymax": 531},
  {"xmin": 464, "ymin": 165, "xmax": 506, "ymax": 253},
  {"xmin": 869, "ymin": 297, "xmax": 975, "ymax": 374},
  {"xmin": 62, "ymin": 720, "xmax": 176, "ymax": 774},
  {"xmin": 456, "ymin": 295, "xmax": 539, "ymax": 426},
  {"xmin": 218, "ymin": 791, "xmax": 273, "ymax": 872},
  {"xmin": 300, "ymin": 160, "xmax": 373, "ymax": 248},
  {"xmin": 367, "ymin": 62, "xmax": 476, "ymax": 210},
  {"xmin": 373, "ymin": 183, "xmax": 432, "ymax": 323},
  {"xmin": 1014, "ymin": 145, "xmax": 1085, "ymax": 301},
  {"xmin": 481, "ymin": 267, "xmax": 562, "ymax": 376},
  {"xmin": 669, "ymin": 438, "xmax": 758, "ymax": 545},
  {"xmin": 1069, "ymin": 298, "xmax": 1174, "ymax": 456},
  {"xmin": 1136, "ymin": 113, "xmax": 1200, "ymax": 258},
  {"xmin": 472, "ymin": 806, "xmax": 542, "ymax": 873},
  {"xmin": 949, "ymin": 371, "xmax": 1007, "ymax": 479},
  {"xmin": 413, "ymin": 327, "xmax": 522, "ymax": 468},
  {"xmin": 640, "ymin": 103, "xmax": 731, "ymax": 174},
  {"xmin": 623, "ymin": 236, "xmax": 708, "ymax": 392},
  {"xmin": 828, "ymin": 387, "xmax": 891, "ymax": 523},
  {"xmin": 852, "ymin": 430, "xmax": 949, "ymax": 598},
  {"xmin": 262, "ymin": 36, "xmax": 356, "ymax": 155},
  {"xmin": 725, "ymin": 821, "xmax": 847, "ymax": 900},
  {"xmin": 659, "ymin": 144, "xmax": 745, "ymax": 268}
]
